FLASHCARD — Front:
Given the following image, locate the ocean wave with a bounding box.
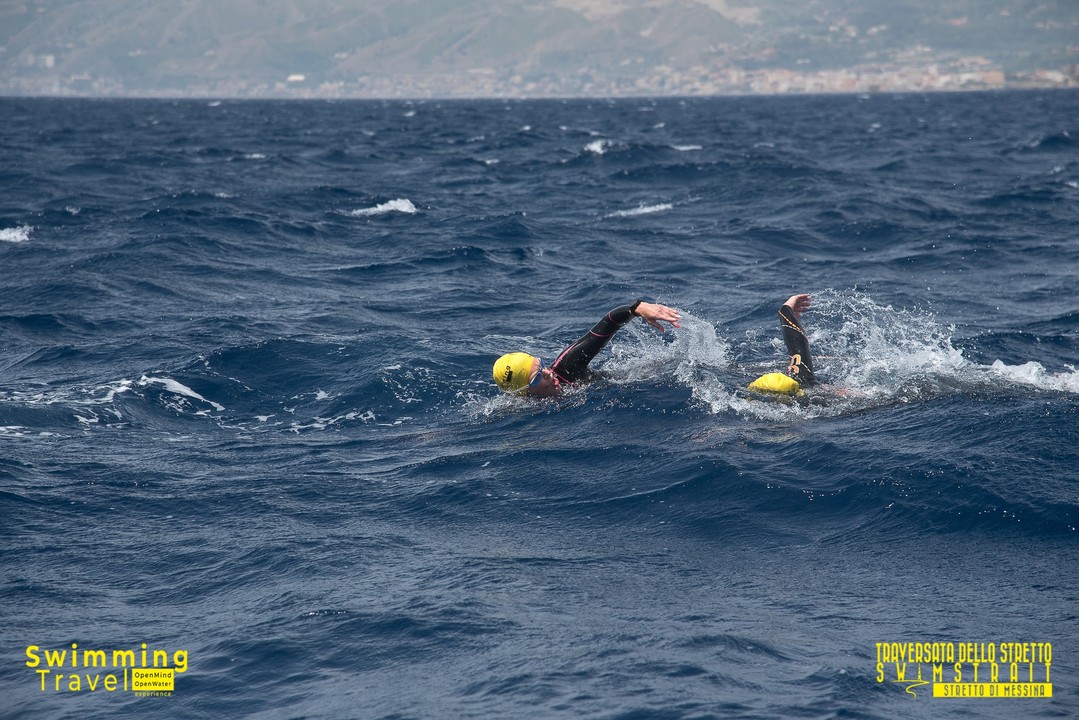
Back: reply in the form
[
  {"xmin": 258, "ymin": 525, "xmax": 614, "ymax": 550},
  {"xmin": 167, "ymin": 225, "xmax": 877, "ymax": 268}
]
[
  {"xmin": 584, "ymin": 139, "xmax": 617, "ymax": 155},
  {"xmin": 344, "ymin": 198, "xmax": 418, "ymax": 217},
  {"xmin": 0, "ymin": 225, "xmax": 31, "ymax": 243},
  {"xmin": 6, "ymin": 94, "xmax": 1079, "ymax": 720},
  {"xmin": 605, "ymin": 202, "xmax": 674, "ymax": 218},
  {"xmin": 0, "ymin": 364, "xmax": 407, "ymax": 435},
  {"xmin": 138, "ymin": 375, "xmax": 226, "ymax": 412},
  {"xmin": 1015, "ymin": 129, "xmax": 1074, "ymax": 153},
  {"xmin": 580, "ymin": 138, "xmax": 698, "ymax": 163},
  {"xmin": 988, "ymin": 360, "xmax": 1079, "ymax": 394}
]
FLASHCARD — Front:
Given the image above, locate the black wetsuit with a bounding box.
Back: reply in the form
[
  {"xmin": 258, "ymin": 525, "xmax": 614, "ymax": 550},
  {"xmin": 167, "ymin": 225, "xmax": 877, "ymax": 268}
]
[
  {"xmin": 779, "ymin": 304, "xmax": 816, "ymax": 387},
  {"xmin": 550, "ymin": 304, "xmax": 638, "ymax": 384}
]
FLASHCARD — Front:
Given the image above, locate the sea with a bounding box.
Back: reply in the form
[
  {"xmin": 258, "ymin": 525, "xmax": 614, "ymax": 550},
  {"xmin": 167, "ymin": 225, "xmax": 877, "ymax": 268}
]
[{"xmin": 1, "ymin": 90, "xmax": 1077, "ymax": 719}]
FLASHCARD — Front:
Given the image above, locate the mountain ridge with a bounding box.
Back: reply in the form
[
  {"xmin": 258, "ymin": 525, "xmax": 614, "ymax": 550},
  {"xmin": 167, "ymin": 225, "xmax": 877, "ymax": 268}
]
[{"xmin": 3, "ymin": 0, "xmax": 1076, "ymax": 97}]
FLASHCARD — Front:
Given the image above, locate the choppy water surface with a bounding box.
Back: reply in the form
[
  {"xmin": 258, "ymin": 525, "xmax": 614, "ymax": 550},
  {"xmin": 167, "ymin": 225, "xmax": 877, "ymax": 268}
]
[{"xmin": 1, "ymin": 91, "xmax": 1077, "ymax": 719}]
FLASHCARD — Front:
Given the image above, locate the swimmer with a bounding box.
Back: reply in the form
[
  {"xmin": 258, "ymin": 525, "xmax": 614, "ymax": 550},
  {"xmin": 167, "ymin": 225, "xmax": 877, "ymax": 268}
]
[
  {"xmin": 492, "ymin": 299, "xmax": 682, "ymax": 398},
  {"xmin": 747, "ymin": 293, "xmax": 819, "ymax": 397}
]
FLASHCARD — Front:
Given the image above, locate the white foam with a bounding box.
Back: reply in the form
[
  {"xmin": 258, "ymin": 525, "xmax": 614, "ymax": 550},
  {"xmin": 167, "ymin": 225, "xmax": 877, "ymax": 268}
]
[
  {"xmin": 346, "ymin": 199, "xmax": 418, "ymax": 217},
  {"xmin": 606, "ymin": 312, "xmax": 730, "ymax": 384},
  {"xmin": 989, "ymin": 360, "xmax": 1079, "ymax": 394},
  {"xmin": 606, "ymin": 203, "xmax": 673, "ymax": 218},
  {"xmin": 585, "ymin": 139, "xmax": 613, "ymax": 155},
  {"xmin": 288, "ymin": 409, "xmax": 375, "ymax": 432},
  {"xmin": 664, "ymin": 293, "xmax": 976, "ymax": 418},
  {"xmin": 138, "ymin": 375, "xmax": 225, "ymax": 411},
  {"xmin": 0, "ymin": 226, "xmax": 31, "ymax": 243},
  {"xmin": 805, "ymin": 290, "xmax": 969, "ymax": 390},
  {"xmin": 0, "ymin": 379, "xmax": 133, "ymax": 411},
  {"xmin": 672, "ymin": 144, "xmax": 702, "ymax": 152},
  {"xmin": 100, "ymin": 379, "xmax": 134, "ymax": 403}
]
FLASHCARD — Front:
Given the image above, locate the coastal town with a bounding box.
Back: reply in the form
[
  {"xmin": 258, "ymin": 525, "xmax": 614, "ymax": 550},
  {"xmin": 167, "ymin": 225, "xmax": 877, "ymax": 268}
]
[
  {"xmin": 8, "ymin": 52, "xmax": 1078, "ymax": 98},
  {"xmin": 4, "ymin": 0, "xmax": 1076, "ymax": 99}
]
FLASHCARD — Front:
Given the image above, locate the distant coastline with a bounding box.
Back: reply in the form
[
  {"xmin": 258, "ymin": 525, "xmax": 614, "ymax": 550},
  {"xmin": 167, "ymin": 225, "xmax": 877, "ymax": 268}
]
[
  {"xmin": 4, "ymin": 62, "xmax": 1077, "ymax": 100},
  {"xmin": 5, "ymin": 0, "xmax": 1075, "ymax": 100}
]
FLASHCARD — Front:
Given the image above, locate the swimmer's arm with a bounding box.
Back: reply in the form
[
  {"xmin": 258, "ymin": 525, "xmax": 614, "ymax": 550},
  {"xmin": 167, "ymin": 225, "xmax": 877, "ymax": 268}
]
[
  {"xmin": 551, "ymin": 300, "xmax": 681, "ymax": 381},
  {"xmin": 779, "ymin": 293, "xmax": 816, "ymax": 386}
]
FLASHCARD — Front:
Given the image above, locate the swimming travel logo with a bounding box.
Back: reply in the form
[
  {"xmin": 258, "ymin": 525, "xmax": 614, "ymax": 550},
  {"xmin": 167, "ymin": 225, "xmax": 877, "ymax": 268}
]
[
  {"xmin": 876, "ymin": 641, "xmax": 1052, "ymax": 698},
  {"xmin": 25, "ymin": 642, "xmax": 188, "ymax": 697}
]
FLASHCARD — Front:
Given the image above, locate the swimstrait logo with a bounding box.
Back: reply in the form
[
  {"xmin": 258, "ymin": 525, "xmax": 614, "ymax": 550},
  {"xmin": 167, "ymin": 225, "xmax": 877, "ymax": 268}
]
[
  {"xmin": 25, "ymin": 642, "xmax": 188, "ymax": 697},
  {"xmin": 875, "ymin": 641, "xmax": 1052, "ymax": 699}
]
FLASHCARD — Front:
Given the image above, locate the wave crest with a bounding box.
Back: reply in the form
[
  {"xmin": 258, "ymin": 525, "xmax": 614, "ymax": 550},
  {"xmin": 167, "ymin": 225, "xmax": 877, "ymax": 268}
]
[
  {"xmin": 0, "ymin": 225, "xmax": 32, "ymax": 243},
  {"xmin": 345, "ymin": 199, "xmax": 418, "ymax": 217}
]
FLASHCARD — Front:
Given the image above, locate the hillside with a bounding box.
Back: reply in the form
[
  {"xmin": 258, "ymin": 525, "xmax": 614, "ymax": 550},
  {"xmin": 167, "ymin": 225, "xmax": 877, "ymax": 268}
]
[{"xmin": 2, "ymin": 0, "xmax": 1077, "ymax": 96}]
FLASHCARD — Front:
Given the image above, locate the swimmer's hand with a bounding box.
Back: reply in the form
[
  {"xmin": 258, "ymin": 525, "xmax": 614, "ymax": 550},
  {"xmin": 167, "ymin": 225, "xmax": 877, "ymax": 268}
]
[
  {"xmin": 634, "ymin": 302, "xmax": 682, "ymax": 332},
  {"xmin": 784, "ymin": 294, "xmax": 812, "ymax": 320}
]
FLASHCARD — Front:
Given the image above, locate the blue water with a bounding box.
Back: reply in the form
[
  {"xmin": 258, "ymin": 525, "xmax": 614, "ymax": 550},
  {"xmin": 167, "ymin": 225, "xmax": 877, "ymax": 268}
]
[{"xmin": 2, "ymin": 91, "xmax": 1077, "ymax": 719}]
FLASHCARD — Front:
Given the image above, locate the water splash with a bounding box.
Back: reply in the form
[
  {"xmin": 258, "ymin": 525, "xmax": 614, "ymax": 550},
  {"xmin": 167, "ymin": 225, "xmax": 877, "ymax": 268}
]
[
  {"xmin": 989, "ymin": 360, "xmax": 1079, "ymax": 394},
  {"xmin": 605, "ymin": 312, "xmax": 736, "ymax": 412},
  {"xmin": 806, "ymin": 289, "xmax": 969, "ymax": 390}
]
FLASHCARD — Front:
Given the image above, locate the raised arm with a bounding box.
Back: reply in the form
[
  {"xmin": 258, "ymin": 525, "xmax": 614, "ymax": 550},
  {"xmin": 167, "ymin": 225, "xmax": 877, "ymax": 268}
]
[
  {"xmin": 551, "ymin": 300, "xmax": 681, "ymax": 383},
  {"xmin": 779, "ymin": 294, "xmax": 816, "ymax": 386}
]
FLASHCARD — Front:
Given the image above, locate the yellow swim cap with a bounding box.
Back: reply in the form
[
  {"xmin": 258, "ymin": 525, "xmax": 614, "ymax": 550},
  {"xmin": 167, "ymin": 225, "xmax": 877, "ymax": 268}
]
[
  {"xmin": 493, "ymin": 352, "xmax": 537, "ymax": 393},
  {"xmin": 747, "ymin": 372, "xmax": 803, "ymax": 396}
]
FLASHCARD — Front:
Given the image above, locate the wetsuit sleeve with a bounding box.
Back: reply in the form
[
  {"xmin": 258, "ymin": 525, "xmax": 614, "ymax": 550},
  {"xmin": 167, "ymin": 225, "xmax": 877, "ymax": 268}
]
[
  {"xmin": 550, "ymin": 305, "xmax": 637, "ymax": 383},
  {"xmin": 779, "ymin": 304, "xmax": 816, "ymax": 386}
]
